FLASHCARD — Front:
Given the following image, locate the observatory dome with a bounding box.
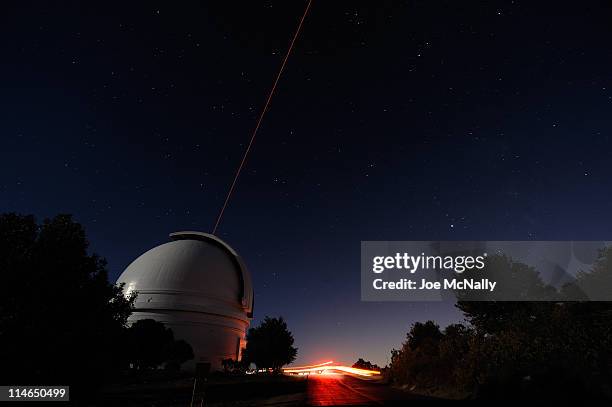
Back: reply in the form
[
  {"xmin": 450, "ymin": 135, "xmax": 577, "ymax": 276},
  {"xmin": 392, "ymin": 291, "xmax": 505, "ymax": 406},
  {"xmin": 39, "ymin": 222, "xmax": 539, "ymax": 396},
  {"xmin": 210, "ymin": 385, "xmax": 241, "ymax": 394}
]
[{"xmin": 116, "ymin": 231, "xmax": 254, "ymax": 371}]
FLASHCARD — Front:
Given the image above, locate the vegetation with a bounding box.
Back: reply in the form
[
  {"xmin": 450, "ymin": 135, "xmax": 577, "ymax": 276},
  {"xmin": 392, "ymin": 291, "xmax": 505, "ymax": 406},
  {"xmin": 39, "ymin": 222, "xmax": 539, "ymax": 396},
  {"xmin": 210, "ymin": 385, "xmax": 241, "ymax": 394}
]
[
  {"xmin": 126, "ymin": 318, "xmax": 194, "ymax": 371},
  {"xmin": 386, "ymin": 251, "xmax": 612, "ymax": 401},
  {"xmin": 0, "ymin": 213, "xmax": 193, "ymax": 397},
  {"xmin": 0, "ymin": 213, "xmax": 134, "ymax": 393},
  {"xmin": 243, "ymin": 316, "xmax": 297, "ymax": 372},
  {"xmin": 352, "ymin": 358, "xmax": 380, "ymax": 371},
  {"xmin": 221, "ymin": 357, "xmax": 249, "ymax": 374}
]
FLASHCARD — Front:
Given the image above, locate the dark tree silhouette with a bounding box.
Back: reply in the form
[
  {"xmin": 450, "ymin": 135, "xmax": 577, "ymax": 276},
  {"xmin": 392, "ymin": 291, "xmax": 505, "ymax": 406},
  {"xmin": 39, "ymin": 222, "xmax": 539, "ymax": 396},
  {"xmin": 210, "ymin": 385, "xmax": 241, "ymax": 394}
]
[
  {"xmin": 243, "ymin": 316, "xmax": 297, "ymax": 372},
  {"xmin": 221, "ymin": 357, "xmax": 247, "ymax": 374},
  {"xmin": 352, "ymin": 358, "xmax": 379, "ymax": 370},
  {"xmin": 407, "ymin": 321, "xmax": 443, "ymax": 350},
  {"xmin": 456, "ymin": 254, "xmax": 557, "ymax": 334},
  {"xmin": 221, "ymin": 358, "xmax": 234, "ymax": 373},
  {"xmin": 125, "ymin": 319, "xmax": 194, "ymax": 370},
  {"xmin": 563, "ymin": 246, "xmax": 612, "ymax": 301},
  {"xmin": 387, "ymin": 252, "xmax": 612, "ymax": 401},
  {"xmin": 387, "ymin": 321, "xmax": 451, "ymax": 393},
  {"xmin": 165, "ymin": 339, "xmax": 195, "ymax": 371},
  {"xmin": 126, "ymin": 319, "xmax": 174, "ymax": 370},
  {"xmin": 0, "ymin": 213, "xmax": 134, "ymax": 392}
]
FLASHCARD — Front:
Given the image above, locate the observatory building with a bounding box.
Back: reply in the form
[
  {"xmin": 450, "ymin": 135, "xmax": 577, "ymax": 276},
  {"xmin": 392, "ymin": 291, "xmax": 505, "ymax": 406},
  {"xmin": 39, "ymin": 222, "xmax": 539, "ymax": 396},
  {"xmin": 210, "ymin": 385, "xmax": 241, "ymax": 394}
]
[{"xmin": 116, "ymin": 231, "xmax": 254, "ymax": 371}]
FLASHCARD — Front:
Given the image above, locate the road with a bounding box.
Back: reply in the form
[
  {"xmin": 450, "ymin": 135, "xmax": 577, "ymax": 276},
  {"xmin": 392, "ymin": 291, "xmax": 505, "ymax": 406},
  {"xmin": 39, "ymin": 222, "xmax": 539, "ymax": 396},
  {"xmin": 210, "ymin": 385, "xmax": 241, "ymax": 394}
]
[{"xmin": 306, "ymin": 373, "xmax": 434, "ymax": 406}]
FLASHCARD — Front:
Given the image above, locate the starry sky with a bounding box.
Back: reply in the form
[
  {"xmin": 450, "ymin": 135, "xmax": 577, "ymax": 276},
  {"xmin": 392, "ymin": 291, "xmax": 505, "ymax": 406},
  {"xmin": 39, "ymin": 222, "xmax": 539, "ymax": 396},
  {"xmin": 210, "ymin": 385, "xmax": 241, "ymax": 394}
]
[{"xmin": 2, "ymin": 1, "xmax": 612, "ymax": 366}]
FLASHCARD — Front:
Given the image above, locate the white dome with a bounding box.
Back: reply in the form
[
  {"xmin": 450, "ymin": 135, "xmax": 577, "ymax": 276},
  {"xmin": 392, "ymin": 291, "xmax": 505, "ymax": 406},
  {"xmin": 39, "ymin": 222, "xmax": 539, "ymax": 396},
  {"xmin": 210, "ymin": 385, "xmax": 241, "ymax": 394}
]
[{"xmin": 117, "ymin": 231, "xmax": 254, "ymax": 370}]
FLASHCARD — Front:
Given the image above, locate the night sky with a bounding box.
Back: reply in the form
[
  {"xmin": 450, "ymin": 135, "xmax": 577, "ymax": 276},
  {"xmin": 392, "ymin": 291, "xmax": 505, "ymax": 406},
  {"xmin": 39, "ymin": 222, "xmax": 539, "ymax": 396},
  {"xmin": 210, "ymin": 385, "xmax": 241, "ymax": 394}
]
[{"xmin": 3, "ymin": 1, "xmax": 612, "ymax": 366}]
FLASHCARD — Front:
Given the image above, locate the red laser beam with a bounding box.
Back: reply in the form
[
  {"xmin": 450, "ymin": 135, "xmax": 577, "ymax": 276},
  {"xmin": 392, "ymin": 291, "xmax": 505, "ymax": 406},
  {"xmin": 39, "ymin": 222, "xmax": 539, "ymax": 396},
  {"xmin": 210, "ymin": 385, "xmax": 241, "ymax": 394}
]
[{"xmin": 212, "ymin": 0, "xmax": 313, "ymax": 235}]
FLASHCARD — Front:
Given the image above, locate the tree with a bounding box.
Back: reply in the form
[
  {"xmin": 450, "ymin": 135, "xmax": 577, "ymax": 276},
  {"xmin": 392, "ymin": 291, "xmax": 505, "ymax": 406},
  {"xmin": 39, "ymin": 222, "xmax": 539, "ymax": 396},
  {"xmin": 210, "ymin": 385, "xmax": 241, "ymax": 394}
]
[
  {"xmin": 407, "ymin": 321, "xmax": 443, "ymax": 351},
  {"xmin": 125, "ymin": 319, "xmax": 194, "ymax": 371},
  {"xmin": 352, "ymin": 358, "xmax": 379, "ymax": 370},
  {"xmin": 387, "ymin": 252, "xmax": 612, "ymax": 400},
  {"xmin": 221, "ymin": 358, "xmax": 234, "ymax": 373},
  {"xmin": 563, "ymin": 246, "xmax": 612, "ymax": 301},
  {"xmin": 456, "ymin": 254, "xmax": 557, "ymax": 335},
  {"xmin": 243, "ymin": 316, "xmax": 297, "ymax": 372},
  {"xmin": 387, "ymin": 321, "xmax": 448, "ymax": 394},
  {"xmin": 166, "ymin": 339, "xmax": 195, "ymax": 371},
  {"xmin": 0, "ymin": 213, "xmax": 135, "ymax": 392},
  {"xmin": 221, "ymin": 357, "xmax": 247, "ymax": 374},
  {"xmin": 454, "ymin": 253, "xmax": 612, "ymax": 399},
  {"xmin": 126, "ymin": 319, "xmax": 174, "ymax": 370}
]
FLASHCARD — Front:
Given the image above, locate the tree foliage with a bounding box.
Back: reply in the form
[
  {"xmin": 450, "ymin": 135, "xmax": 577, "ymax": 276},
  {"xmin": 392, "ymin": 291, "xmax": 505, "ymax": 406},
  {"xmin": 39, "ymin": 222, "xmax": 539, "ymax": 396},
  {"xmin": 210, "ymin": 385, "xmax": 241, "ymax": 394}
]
[
  {"xmin": 0, "ymin": 213, "xmax": 196, "ymax": 393},
  {"xmin": 352, "ymin": 358, "xmax": 379, "ymax": 371},
  {"xmin": 387, "ymin": 252, "xmax": 612, "ymax": 400},
  {"xmin": 125, "ymin": 319, "xmax": 194, "ymax": 371},
  {"xmin": 0, "ymin": 213, "xmax": 135, "ymax": 389},
  {"xmin": 221, "ymin": 357, "xmax": 248, "ymax": 374},
  {"xmin": 243, "ymin": 316, "xmax": 297, "ymax": 371},
  {"xmin": 166, "ymin": 339, "xmax": 195, "ymax": 371}
]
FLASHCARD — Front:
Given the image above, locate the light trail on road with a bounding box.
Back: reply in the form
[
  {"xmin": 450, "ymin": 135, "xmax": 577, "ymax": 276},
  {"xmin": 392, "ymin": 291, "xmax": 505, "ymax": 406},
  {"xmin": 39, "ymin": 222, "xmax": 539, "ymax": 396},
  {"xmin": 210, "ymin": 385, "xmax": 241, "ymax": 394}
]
[
  {"xmin": 306, "ymin": 374, "xmax": 382, "ymax": 406},
  {"xmin": 283, "ymin": 361, "xmax": 381, "ymax": 377}
]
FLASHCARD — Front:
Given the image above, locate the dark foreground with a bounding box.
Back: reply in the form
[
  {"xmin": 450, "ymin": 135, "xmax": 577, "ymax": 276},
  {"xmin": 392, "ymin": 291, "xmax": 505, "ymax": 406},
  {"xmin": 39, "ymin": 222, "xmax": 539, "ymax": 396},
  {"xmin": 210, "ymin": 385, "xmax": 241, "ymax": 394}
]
[
  {"xmin": 307, "ymin": 373, "xmax": 437, "ymax": 406},
  {"xmin": 102, "ymin": 374, "xmax": 306, "ymax": 406},
  {"xmin": 101, "ymin": 372, "xmax": 439, "ymax": 406}
]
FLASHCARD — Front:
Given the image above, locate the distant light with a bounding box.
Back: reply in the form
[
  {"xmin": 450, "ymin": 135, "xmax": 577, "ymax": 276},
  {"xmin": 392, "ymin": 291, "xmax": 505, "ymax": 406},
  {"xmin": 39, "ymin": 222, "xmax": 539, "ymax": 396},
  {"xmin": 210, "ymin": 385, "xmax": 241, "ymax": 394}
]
[{"xmin": 283, "ymin": 361, "xmax": 380, "ymax": 377}]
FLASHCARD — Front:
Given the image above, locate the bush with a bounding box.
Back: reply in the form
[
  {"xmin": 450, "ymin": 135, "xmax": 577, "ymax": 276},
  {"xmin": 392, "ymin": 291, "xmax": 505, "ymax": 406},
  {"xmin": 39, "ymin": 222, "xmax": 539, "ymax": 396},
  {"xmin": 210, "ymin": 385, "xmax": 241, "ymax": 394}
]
[{"xmin": 387, "ymin": 251, "xmax": 612, "ymax": 400}]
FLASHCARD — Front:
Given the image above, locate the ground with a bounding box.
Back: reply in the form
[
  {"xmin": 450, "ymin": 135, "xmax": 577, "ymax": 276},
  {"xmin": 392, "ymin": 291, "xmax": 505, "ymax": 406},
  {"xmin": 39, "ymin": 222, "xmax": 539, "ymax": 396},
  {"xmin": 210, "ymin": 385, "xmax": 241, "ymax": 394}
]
[
  {"xmin": 306, "ymin": 373, "xmax": 436, "ymax": 406},
  {"xmin": 102, "ymin": 373, "xmax": 306, "ymax": 406},
  {"xmin": 101, "ymin": 372, "xmax": 439, "ymax": 406}
]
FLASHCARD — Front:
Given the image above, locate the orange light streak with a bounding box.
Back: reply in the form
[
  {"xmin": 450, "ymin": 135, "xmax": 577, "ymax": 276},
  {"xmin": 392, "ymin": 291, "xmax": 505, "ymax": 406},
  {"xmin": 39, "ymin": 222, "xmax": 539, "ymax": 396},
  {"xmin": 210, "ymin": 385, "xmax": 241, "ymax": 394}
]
[
  {"xmin": 282, "ymin": 361, "xmax": 381, "ymax": 377},
  {"xmin": 285, "ymin": 361, "xmax": 334, "ymax": 370}
]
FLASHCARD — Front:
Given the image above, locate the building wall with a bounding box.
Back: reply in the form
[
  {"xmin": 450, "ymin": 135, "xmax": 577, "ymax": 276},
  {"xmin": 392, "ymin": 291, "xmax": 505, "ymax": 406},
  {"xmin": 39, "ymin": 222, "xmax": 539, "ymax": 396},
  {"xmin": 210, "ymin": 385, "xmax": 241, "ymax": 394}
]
[{"xmin": 117, "ymin": 232, "xmax": 254, "ymax": 372}]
